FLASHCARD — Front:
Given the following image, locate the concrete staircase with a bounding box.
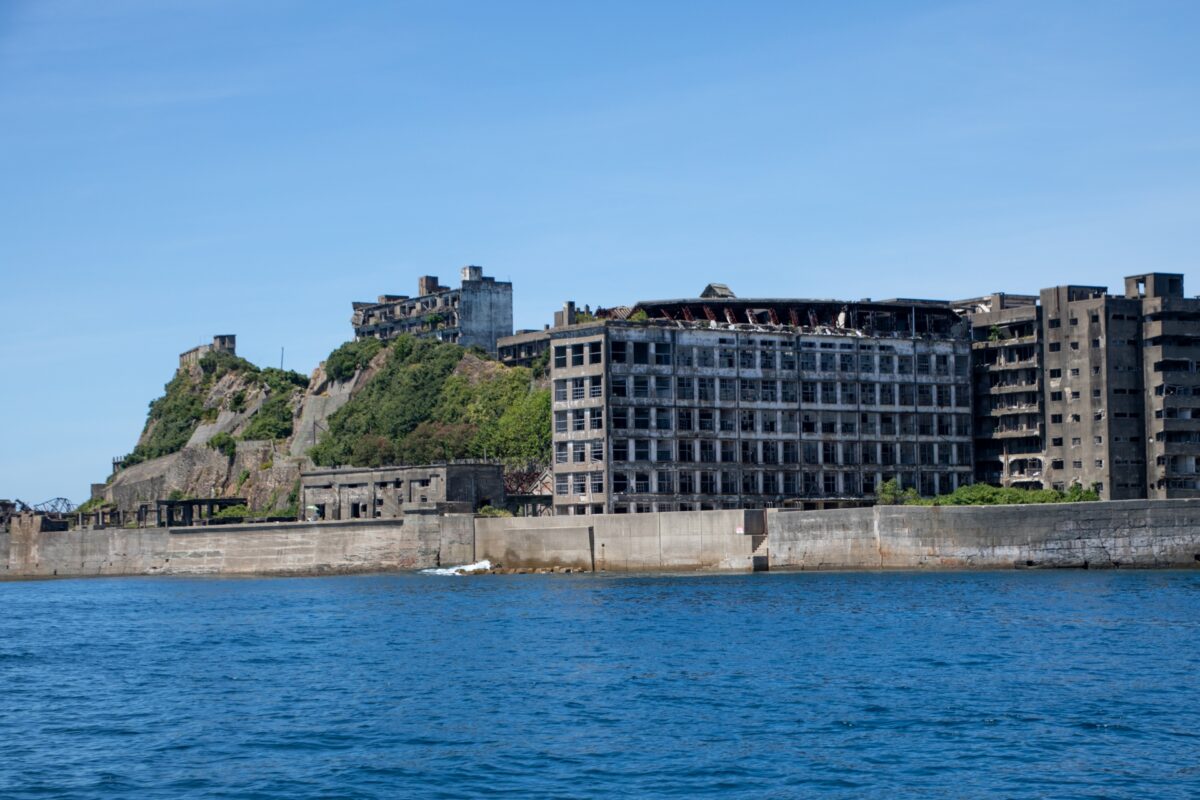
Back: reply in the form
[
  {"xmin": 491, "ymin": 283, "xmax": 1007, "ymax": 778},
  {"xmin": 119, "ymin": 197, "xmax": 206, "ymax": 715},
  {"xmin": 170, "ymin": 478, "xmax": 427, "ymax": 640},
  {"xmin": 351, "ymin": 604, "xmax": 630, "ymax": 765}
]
[{"xmin": 750, "ymin": 534, "xmax": 769, "ymax": 572}]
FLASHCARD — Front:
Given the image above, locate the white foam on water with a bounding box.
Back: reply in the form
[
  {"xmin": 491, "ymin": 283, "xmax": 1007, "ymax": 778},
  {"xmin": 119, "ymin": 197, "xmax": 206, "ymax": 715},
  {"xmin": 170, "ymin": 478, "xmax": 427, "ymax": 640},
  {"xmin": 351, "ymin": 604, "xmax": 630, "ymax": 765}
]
[{"xmin": 421, "ymin": 559, "xmax": 492, "ymax": 576}]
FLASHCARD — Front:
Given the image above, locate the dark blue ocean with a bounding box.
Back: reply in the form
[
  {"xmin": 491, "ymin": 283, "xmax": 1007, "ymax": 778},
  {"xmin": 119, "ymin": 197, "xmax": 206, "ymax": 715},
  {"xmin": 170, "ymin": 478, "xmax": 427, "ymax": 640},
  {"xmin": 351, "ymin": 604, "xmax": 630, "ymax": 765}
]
[{"xmin": 2, "ymin": 571, "xmax": 1199, "ymax": 799}]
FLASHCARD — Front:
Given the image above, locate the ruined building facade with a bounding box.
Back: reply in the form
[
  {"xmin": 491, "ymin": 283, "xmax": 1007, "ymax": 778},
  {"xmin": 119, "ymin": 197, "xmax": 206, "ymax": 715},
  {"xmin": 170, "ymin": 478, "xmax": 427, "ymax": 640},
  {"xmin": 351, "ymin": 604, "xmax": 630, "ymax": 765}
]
[
  {"xmin": 351, "ymin": 266, "xmax": 513, "ymax": 355},
  {"xmin": 179, "ymin": 335, "xmax": 236, "ymax": 369},
  {"xmin": 300, "ymin": 462, "xmax": 505, "ymax": 521},
  {"xmin": 548, "ymin": 295, "xmax": 973, "ymax": 515},
  {"xmin": 959, "ymin": 272, "xmax": 1200, "ymax": 500}
]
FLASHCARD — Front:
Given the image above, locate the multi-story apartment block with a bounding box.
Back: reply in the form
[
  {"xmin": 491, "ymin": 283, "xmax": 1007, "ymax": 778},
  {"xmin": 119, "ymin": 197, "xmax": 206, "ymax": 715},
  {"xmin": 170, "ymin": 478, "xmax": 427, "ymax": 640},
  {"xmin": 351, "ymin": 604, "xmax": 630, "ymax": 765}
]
[
  {"xmin": 548, "ymin": 294, "xmax": 974, "ymax": 515},
  {"xmin": 957, "ymin": 294, "xmax": 1043, "ymax": 489},
  {"xmin": 351, "ymin": 266, "xmax": 513, "ymax": 355},
  {"xmin": 1131, "ymin": 273, "xmax": 1200, "ymax": 497},
  {"xmin": 959, "ymin": 272, "xmax": 1199, "ymax": 500},
  {"xmin": 1038, "ymin": 284, "xmax": 1146, "ymax": 499}
]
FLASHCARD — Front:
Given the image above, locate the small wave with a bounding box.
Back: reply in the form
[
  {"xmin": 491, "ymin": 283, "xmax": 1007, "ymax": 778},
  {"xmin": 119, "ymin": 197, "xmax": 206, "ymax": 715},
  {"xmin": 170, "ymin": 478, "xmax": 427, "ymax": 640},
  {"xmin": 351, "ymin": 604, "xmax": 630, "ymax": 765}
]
[{"xmin": 421, "ymin": 560, "xmax": 492, "ymax": 576}]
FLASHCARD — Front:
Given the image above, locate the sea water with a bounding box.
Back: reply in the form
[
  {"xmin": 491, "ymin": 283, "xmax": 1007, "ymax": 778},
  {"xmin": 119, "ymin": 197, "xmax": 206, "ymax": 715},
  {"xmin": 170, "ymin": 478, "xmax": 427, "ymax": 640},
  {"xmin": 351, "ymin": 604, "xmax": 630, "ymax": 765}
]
[{"xmin": 2, "ymin": 570, "xmax": 1198, "ymax": 799}]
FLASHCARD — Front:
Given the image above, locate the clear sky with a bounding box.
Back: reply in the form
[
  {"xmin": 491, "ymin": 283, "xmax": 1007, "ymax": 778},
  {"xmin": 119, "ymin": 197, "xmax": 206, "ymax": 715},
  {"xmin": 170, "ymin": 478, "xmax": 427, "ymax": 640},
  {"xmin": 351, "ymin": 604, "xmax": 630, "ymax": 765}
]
[{"xmin": 2, "ymin": 0, "xmax": 1198, "ymax": 504}]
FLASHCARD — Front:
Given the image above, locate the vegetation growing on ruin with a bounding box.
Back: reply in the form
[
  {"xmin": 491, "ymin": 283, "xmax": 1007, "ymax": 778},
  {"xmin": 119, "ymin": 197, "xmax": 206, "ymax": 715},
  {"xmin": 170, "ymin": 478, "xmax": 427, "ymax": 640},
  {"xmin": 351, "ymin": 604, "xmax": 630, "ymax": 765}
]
[
  {"xmin": 308, "ymin": 335, "xmax": 552, "ymax": 469},
  {"xmin": 876, "ymin": 480, "xmax": 1100, "ymax": 506},
  {"xmin": 324, "ymin": 338, "xmax": 383, "ymax": 382}
]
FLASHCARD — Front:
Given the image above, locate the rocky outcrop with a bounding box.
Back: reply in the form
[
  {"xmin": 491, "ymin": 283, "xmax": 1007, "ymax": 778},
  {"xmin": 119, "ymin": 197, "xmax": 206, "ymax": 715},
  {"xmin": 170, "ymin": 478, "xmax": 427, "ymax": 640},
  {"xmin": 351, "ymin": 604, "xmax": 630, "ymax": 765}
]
[{"xmin": 104, "ymin": 356, "xmax": 386, "ymax": 514}]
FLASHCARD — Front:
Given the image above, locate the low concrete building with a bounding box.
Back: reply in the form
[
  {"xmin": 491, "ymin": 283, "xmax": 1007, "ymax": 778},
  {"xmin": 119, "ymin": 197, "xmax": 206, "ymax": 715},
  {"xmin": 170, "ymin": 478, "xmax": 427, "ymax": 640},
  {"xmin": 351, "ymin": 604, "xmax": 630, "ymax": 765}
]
[
  {"xmin": 300, "ymin": 462, "xmax": 505, "ymax": 521},
  {"xmin": 351, "ymin": 266, "xmax": 513, "ymax": 356},
  {"xmin": 179, "ymin": 335, "xmax": 236, "ymax": 369}
]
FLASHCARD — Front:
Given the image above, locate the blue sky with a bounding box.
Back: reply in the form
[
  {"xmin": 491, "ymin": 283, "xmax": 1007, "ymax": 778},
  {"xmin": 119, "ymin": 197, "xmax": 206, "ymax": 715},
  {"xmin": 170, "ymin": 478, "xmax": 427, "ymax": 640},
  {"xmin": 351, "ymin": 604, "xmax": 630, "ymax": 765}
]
[{"xmin": 2, "ymin": 0, "xmax": 1198, "ymax": 503}]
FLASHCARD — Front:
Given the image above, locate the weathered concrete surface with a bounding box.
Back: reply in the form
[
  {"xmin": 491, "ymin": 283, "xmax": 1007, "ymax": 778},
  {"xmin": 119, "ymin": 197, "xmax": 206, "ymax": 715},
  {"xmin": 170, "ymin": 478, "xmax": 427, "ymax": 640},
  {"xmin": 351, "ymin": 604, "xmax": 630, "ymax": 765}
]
[
  {"xmin": 164, "ymin": 519, "xmax": 434, "ymax": 575},
  {"xmin": 437, "ymin": 513, "xmax": 476, "ymax": 566},
  {"xmin": 594, "ymin": 510, "xmax": 763, "ymax": 572},
  {"xmin": 476, "ymin": 509, "xmax": 763, "ymax": 572},
  {"xmin": 475, "ymin": 517, "xmax": 593, "ymax": 571},
  {"xmin": 7, "ymin": 501, "xmax": 1200, "ymax": 580},
  {"xmin": 3, "ymin": 515, "xmax": 463, "ymax": 579},
  {"xmin": 5, "ymin": 513, "xmax": 170, "ymax": 577},
  {"xmin": 768, "ymin": 500, "xmax": 1200, "ymax": 570}
]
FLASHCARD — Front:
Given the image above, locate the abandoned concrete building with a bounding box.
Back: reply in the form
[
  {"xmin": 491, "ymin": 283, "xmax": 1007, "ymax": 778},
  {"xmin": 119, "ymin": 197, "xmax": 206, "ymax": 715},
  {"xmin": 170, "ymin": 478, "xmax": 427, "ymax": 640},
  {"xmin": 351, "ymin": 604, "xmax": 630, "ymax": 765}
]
[
  {"xmin": 497, "ymin": 302, "xmax": 601, "ymax": 369},
  {"xmin": 497, "ymin": 329, "xmax": 552, "ymax": 369},
  {"xmin": 548, "ymin": 290, "xmax": 974, "ymax": 515},
  {"xmin": 351, "ymin": 266, "xmax": 513, "ymax": 355},
  {"xmin": 957, "ymin": 272, "xmax": 1200, "ymax": 500},
  {"xmin": 179, "ymin": 335, "xmax": 236, "ymax": 369},
  {"xmin": 300, "ymin": 462, "xmax": 505, "ymax": 521}
]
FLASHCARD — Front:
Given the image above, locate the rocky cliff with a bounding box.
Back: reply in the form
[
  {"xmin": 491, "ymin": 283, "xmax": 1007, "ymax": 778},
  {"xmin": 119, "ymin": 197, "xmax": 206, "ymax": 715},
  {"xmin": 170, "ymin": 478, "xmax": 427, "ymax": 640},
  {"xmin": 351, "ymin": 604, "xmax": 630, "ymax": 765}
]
[{"xmin": 98, "ymin": 337, "xmax": 549, "ymax": 515}]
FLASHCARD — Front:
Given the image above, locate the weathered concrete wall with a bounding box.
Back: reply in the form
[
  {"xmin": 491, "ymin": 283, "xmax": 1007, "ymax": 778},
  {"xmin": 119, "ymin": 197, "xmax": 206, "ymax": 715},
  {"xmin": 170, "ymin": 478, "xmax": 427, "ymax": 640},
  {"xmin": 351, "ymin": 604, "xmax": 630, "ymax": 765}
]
[
  {"xmin": 476, "ymin": 509, "xmax": 764, "ymax": 572},
  {"xmin": 769, "ymin": 500, "xmax": 1200, "ymax": 570},
  {"xmin": 437, "ymin": 513, "xmax": 476, "ymax": 566},
  {"xmin": 475, "ymin": 517, "xmax": 593, "ymax": 571},
  {"xmin": 3, "ymin": 515, "xmax": 466, "ymax": 579},
  {"xmin": 164, "ymin": 519, "xmax": 435, "ymax": 575},
  {"xmin": 5, "ymin": 513, "xmax": 171, "ymax": 577},
  {"xmin": 8, "ymin": 501, "xmax": 1200, "ymax": 580},
  {"xmin": 594, "ymin": 510, "xmax": 763, "ymax": 572}
]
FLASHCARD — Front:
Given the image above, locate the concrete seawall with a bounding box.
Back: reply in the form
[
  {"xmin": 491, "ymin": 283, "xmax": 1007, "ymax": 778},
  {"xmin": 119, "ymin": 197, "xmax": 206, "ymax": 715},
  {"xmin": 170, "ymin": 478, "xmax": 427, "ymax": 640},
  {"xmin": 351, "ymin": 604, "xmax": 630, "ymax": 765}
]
[
  {"xmin": 2, "ymin": 514, "xmax": 463, "ymax": 578},
  {"xmin": 4, "ymin": 500, "xmax": 1200, "ymax": 580},
  {"xmin": 475, "ymin": 509, "xmax": 765, "ymax": 572},
  {"xmin": 767, "ymin": 500, "xmax": 1200, "ymax": 570}
]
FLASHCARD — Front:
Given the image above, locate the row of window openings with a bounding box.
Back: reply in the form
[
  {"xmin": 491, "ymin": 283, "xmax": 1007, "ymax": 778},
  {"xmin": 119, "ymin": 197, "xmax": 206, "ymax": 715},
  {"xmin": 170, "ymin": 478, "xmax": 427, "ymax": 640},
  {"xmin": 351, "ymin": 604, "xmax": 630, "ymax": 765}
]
[
  {"xmin": 1047, "ymin": 313, "xmax": 1102, "ymax": 329},
  {"xmin": 1048, "ymin": 459, "xmax": 1105, "ymax": 470},
  {"xmin": 608, "ymin": 342, "xmax": 965, "ymax": 376},
  {"xmin": 603, "ymin": 439, "xmax": 969, "ymax": 467},
  {"xmin": 595, "ymin": 470, "xmax": 966, "ymax": 497},
  {"xmin": 1047, "ymin": 366, "xmax": 1101, "ymax": 378},
  {"xmin": 1046, "ymin": 339, "xmax": 1104, "ymax": 352},
  {"xmin": 553, "ymin": 377, "xmax": 604, "ymax": 401},
  {"xmin": 1049, "ymin": 435, "xmax": 1105, "ymax": 447},
  {"xmin": 557, "ymin": 409, "xmax": 972, "ymax": 437},
  {"xmin": 556, "ymin": 434, "xmax": 979, "ymax": 466},
  {"xmin": 603, "ymin": 407, "xmax": 971, "ymax": 436},
  {"xmin": 555, "ymin": 472, "xmax": 606, "ymax": 495},
  {"xmin": 607, "ymin": 377, "xmax": 966, "ymax": 406},
  {"xmin": 1047, "ymin": 411, "xmax": 1132, "ymax": 424},
  {"xmin": 1049, "ymin": 389, "xmax": 1103, "ymax": 401}
]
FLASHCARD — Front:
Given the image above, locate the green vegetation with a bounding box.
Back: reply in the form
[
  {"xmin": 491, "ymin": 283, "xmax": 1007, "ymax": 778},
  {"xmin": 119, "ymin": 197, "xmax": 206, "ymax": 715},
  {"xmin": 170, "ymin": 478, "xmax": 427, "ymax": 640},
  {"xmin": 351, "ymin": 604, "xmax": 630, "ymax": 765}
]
[
  {"xmin": 876, "ymin": 479, "xmax": 1101, "ymax": 506},
  {"xmin": 476, "ymin": 505, "xmax": 513, "ymax": 517},
  {"xmin": 241, "ymin": 368, "xmax": 307, "ymax": 441},
  {"xmin": 213, "ymin": 503, "xmax": 249, "ymax": 519},
  {"xmin": 628, "ymin": 309, "xmax": 650, "ymax": 322},
  {"xmin": 122, "ymin": 351, "xmax": 308, "ymax": 467},
  {"xmin": 76, "ymin": 497, "xmax": 113, "ymax": 514},
  {"xmin": 309, "ymin": 335, "xmax": 551, "ymax": 469},
  {"xmin": 236, "ymin": 469, "xmax": 251, "ymax": 489},
  {"xmin": 530, "ymin": 347, "xmax": 550, "ymax": 380},
  {"xmin": 208, "ymin": 432, "xmax": 237, "ymax": 459},
  {"xmin": 324, "ymin": 338, "xmax": 383, "ymax": 383},
  {"xmin": 124, "ymin": 371, "xmax": 206, "ymax": 466}
]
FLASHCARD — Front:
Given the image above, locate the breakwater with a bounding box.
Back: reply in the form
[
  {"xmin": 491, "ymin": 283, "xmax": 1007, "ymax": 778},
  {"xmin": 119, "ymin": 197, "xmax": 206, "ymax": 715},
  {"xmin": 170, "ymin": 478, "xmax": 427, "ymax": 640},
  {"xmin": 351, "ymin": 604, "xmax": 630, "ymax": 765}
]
[{"xmin": 4, "ymin": 499, "xmax": 1200, "ymax": 579}]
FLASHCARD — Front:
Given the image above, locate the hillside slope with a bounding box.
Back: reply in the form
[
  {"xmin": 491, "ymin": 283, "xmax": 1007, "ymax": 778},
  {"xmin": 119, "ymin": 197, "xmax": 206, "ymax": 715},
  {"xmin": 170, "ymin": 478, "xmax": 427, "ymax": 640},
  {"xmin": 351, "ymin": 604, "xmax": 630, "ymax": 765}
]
[{"xmin": 99, "ymin": 336, "xmax": 549, "ymax": 514}]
